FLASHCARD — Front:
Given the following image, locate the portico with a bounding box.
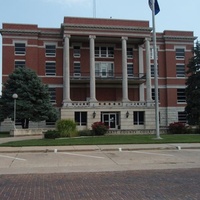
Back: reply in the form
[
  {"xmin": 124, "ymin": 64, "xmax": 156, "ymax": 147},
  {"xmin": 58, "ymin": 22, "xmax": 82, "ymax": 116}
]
[{"xmin": 61, "ymin": 23, "xmax": 155, "ymax": 130}]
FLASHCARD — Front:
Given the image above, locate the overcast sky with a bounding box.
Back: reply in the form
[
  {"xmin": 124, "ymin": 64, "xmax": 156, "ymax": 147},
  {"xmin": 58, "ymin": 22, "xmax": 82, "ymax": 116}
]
[{"xmin": 0, "ymin": 0, "xmax": 200, "ymax": 90}]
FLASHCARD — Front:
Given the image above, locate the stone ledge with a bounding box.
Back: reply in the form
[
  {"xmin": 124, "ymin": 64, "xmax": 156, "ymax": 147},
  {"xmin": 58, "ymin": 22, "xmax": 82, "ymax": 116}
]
[{"xmin": 10, "ymin": 129, "xmax": 48, "ymax": 137}]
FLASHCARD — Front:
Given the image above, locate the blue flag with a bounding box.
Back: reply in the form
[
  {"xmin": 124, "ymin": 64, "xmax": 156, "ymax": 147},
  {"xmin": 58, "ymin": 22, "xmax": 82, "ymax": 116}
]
[{"xmin": 149, "ymin": 0, "xmax": 160, "ymax": 15}]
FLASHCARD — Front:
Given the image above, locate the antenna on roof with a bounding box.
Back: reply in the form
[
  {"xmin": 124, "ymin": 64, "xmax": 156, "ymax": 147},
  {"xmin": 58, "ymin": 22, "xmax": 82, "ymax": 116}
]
[{"xmin": 93, "ymin": 0, "xmax": 96, "ymax": 18}]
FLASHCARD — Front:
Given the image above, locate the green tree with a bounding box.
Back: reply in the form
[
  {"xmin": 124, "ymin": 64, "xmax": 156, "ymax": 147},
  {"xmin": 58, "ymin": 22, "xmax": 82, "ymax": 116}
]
[
  {"xmin": 0, "ymin": 67, "xmax": 58, "ymax": 128},
  {"xmin": 185, "ymin": 41, "xmax": 200, "ymax": 125}
]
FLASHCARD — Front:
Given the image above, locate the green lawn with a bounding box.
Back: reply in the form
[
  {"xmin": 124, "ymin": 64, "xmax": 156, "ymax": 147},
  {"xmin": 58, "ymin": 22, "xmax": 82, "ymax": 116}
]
[{"xmin": 0, "ymin": 134, "xmax": 200, "ymax": 147}]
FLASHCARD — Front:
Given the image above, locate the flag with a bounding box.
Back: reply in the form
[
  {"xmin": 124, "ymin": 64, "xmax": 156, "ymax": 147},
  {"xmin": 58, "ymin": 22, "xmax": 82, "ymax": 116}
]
[{"xmin": 149, "ymin": 0, "xmax": 160, "ymax": 15}]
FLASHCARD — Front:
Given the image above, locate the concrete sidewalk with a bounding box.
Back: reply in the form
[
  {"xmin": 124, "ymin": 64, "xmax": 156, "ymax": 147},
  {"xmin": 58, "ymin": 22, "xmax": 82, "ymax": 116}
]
[{"xmin": 1, "ymin": 135, "xmax": 200, "ymax": 153}]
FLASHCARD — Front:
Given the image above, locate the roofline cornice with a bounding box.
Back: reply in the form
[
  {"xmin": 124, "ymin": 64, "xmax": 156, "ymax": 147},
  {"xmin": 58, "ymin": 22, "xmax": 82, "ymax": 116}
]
[
  {"xmin": 163, "ymin": 35, "xmax": 197, "ymax": 41},
  {"xmin": 61, "ymin": 23, "xmax": 152, "ymax": 33},
  {"xmin": 0, "ymin": 29, "xmax": 62, "ymax": 37}
]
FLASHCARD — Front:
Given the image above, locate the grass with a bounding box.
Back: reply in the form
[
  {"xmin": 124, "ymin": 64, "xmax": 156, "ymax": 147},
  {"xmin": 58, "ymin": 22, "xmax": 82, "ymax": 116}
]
[{"xmin": 0, "ymin": 134, "xmax": 200, "ymax": 147}]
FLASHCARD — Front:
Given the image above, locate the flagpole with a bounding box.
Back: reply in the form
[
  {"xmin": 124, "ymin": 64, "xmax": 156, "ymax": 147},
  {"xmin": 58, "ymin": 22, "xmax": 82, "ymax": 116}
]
[{"xmin": 151, "ymin": 0, "xmax": 161, "ymax": 139}]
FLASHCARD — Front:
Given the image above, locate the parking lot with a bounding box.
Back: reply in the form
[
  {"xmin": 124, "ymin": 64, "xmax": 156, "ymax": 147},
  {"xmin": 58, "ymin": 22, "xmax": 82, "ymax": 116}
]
[{"xmin": 0, "ymin": 148, "xmax": 199, "ymax": 174}]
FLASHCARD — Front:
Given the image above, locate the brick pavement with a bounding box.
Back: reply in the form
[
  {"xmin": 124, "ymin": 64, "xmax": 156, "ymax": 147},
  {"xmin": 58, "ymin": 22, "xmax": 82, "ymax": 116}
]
[{"xmin": 0, "ymin": 168, "xmax": 200, "ymax": 200}]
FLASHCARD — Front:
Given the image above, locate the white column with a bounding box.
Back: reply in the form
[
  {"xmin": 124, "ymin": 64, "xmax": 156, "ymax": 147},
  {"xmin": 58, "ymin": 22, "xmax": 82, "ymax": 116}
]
[
  {"xmin": 89, "ymin": 35, "xmax": 97, "ymax": 102},
  {"xmin": 145, "ymin": 38, "xmax": 152, "ymax": 102},
  {"xmin": 139, "ymin": 45, "xmax": 145, "ymax": 101},
  {"xmin": 122, "ymin": 36, "xmax": 129, "ymax": 102},
  {"xmin": 63, "ymin": 35, "xmax": 71, "ymax": 103}
]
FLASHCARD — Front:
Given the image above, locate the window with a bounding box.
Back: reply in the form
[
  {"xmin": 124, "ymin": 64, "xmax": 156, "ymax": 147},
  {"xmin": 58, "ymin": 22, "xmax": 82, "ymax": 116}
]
[
  {"xmin": 48, "ymin": 88, "xmax": 56, "ymax": 103},
  {"xmin": 45, "ymin": 62, "xmax": 56, "ymax": 76},
  {"xmin": 15, "ymin": 43, "xmax": 26, "ymax": 55},
  {"xmin": 101, "ymin": 47, "xmax": 107, "ymax": 57},
  {"xmin": 15, "ymin": 60, "xmax": 25, "ymax": 68},
  {"xmin": 152, "ymin": 88, "xmax": 160, "ymax": 101},
  {"xmin": 134, "ymin": 111, "xmax": 144, "ymax": 125},
  {"xmin": 127, "ymin": 63, "xmax": 134, "ymax": 76},
  {"xmin": 151, "ymin": 64, "xmax": 159, "ymax": 77},
  {"xmin": 177, "ymin": 89, "xmax": 186, "ymax": 103},
  {"xmin": 46, "ymin": 120, "xmax": 56, "ymax": 126},
  {"xmin": 15, "ymin": 119, "xmax": 22, "ymax": 126},
  {"xmin": 73, "ymin": 46, "xmax": 80, "ymax": 57},
  {"xmin": 176, "ymin": 64, "xmax": 185, "ymax": 77},
  {"xmin": 46, "ymin": 45, "xmax": 56, "ymax": 57},
  {"xmin": 127, "ymin": 48, "xmax": 133, "ymax": 58},
  {"xmin": 150, "ymin": 47, "xmax": 158, "ymax": 60},
  {"xmin": 74, "ymin": 62, "xmax": 81, "ymax": 75},
  {"xmin": 75, "ymin": 112, "xmax": 87, "ymax": 126},
  {"xmin": 108, "ymin": 47, "xmax": 114, "ymax": 57},
  {"xmin": 95, "ymin": 47, "xmax": 114, "ymax": 58},
  {"xmin": 178, "ymin": 111, "xmax": 187, "ymax": 123},
  {"xmin": 176, "ymin": 48, "xmax": 185, "ymax": 59},
  {"xmin": 95, "ymin": 62, "xmax": 114, "ymax": 77}
]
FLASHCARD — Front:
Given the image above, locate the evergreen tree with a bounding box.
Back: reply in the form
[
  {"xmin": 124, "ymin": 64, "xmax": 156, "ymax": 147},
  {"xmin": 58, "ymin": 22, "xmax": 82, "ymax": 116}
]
[
  {"xmin": 185, "ymin": 41, "xmax": 200, "ymax": 125},
  {"xmin": 0, "ymin": 67, "xmax": 58, "ymax": 128}
]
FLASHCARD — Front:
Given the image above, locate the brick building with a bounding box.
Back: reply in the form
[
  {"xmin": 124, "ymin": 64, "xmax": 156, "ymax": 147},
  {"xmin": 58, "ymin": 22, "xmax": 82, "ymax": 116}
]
[{"xmin": 0, "ymin": 17, "xmax": 196, "ymax": 132}]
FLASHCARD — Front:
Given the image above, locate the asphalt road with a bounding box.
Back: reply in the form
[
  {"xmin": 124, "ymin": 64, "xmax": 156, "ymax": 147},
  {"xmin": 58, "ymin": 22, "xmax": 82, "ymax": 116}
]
[{"xmin": 0, "ymin": 149, "xmax": 200, "ymax": 174}]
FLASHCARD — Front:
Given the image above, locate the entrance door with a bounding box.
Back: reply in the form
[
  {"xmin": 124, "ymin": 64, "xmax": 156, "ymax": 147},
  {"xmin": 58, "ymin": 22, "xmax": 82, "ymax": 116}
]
[{"xmin": 102, "ymin": 113, "xmax": 117, "ymax": 129}]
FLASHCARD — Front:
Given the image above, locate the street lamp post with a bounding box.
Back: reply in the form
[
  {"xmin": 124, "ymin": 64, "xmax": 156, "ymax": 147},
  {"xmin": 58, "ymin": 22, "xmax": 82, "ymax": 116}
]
[{"xmin": 12, "ymin": 93, "xmax": 18, "ymax": 130}]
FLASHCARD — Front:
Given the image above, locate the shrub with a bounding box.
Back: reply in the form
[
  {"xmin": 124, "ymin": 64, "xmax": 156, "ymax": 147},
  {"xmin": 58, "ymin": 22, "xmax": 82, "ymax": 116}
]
[
  {"xmin": 56, "ymin": 119, "xmax": 77, "ymax": 137},
  {"xmin": 91, "ymin": 121, "xmax": 108, "ymax": 136},
  {"xmin": 44, "ymin": 130, "xmax": 60, "ymax": 139},
  {"xmin": 168, "ymin": 122, "xmax": 186, "ymax": 134},
  {"xmin": 79, "ymin": 129, "xmax": 93, "ymax": 136}
]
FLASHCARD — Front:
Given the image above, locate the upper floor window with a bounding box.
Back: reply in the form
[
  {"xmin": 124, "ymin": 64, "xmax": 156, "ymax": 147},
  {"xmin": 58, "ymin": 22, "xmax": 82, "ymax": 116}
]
[
  {"xmin": 176, "ymin": 64, "xmax": 185, "ymax": 77},
  {"xmin": 95, "ymin": 62, "xmax": 114, "ymax": 77},
  {"xmin": 45, "ymin": 62, "xmax": 56, "ymax": 76},
  {"xmin": 15, "ymin": 43, "xmax": 26, "ymax": 55},
  {"xmin": 46, "ymin": 45, "xmax": 56, "ymax": 57},
  {"xmin": 177, "ymin": 89, "xmax": 186, "ymax": 103},
  {"xmin": 73, "ymin": 62, "xmax": 81, "ymax": 76},
  {"xmin": 108, "ymin": 47, "xmax": 114, "ymax": 57},
  {"xmin": 15, "ymin": 60, "xmax": 25, "ymax": 68},
  {"xmin": 95, "ymin": 47, "xmax": 114, "ymax": 58},
  {"xmin": 151, "ymin": 64, "xmax": 159, "ymax": 77},
  {"xmin": 73, "ymin": 46, "xmax": 80, "ymax": 57},
  {"xmin": 127, "ymin": 48, "xmax": 133, "ymax": 58},
  {"xmin": 127, "ymin": 63, "xmax": 134, "ymax": 76},
  {"xmin": 150, "ymin": 47, "xmax": 158, "ymax": 60},
  {"xmin": 48, "ymin": 88, "xmax": 56, "ymax": 103},
  {"xmin": 176, "ymin": 48, "xmax": 185, "ymax": 59},
  {"xmin": 152, "ymin": 88, "xmax": 160, "ymax": 101}
]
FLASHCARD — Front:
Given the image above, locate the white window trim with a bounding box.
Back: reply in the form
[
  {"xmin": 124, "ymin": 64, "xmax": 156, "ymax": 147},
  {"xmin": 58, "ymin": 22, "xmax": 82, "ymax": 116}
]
[
  {"xmin": 44, "ymin": 42, "xmax": 57, "ymax": 57},
  {"xmin": 45, "ymin": 61, "xmax": 56, "ymax": 76},
  {"xmin": 175, "ymin": 46, "xmax": 186, "ymax": 60},
  {"xmin": 150, "ymin": 45, "xmax": 159, "ymax": 60},
  {"xmin": 14, "ymin": 41, "xmax": 27, "ymax": 56},
  {"xmin": 176, "ymin": 63, "xmax": 185, "ymax": 77},
  {"xmin": 72, "ymin": 43, "xmax": 82, "ymax": 58},
  {"xmin": 127, "ymin": 62, "xmax": 134, "ymax": 76},
  {"xmin": 95, "ymin": 46, "xmax": 114, "ymax": 58},
  {"xmin": 73, "ymin": 61, "xmax": 81, "ymax": 75},
  {"xmin": 15, "ymin": 59, "xmax": 26, "ymax": 68}
]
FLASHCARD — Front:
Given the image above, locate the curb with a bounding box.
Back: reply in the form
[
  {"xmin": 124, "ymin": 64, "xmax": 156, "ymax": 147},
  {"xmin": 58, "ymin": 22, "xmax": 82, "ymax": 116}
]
[{"xmin": 1, "ymin": 145, "xmax": 200, "ymax": 153}]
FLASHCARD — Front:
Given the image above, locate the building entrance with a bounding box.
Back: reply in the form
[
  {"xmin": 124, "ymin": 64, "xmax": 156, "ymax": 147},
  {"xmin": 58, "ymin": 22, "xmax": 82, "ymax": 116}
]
[{"xmin": 102, "ymin": 112, "xmax": 119, "ymax": 129}]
